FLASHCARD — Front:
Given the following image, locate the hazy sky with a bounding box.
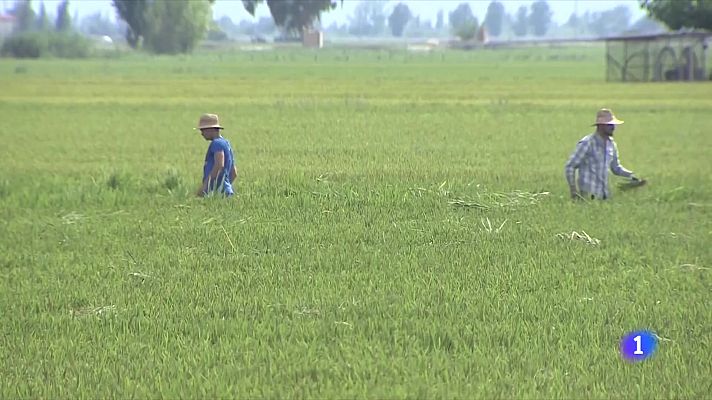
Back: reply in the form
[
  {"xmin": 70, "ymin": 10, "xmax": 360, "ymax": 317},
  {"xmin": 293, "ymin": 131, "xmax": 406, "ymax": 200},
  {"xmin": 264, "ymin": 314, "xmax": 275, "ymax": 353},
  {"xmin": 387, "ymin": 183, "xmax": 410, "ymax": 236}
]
[{"xmin": 3, "ymin": 0, "xmax": 647, "ymax": 26}]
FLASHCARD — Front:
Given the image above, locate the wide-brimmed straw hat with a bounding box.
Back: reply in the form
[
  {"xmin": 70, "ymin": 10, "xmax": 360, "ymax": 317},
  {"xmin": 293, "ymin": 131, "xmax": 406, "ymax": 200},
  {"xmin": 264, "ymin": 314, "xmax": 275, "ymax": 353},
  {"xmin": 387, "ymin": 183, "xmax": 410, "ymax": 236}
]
[
  {"xmin": 592, "ymin": 108, "xmax": 624, "ymax": 126},
  {"xmin": 195, "ymin": 113, "xmax": 224, "ymax": 130}
]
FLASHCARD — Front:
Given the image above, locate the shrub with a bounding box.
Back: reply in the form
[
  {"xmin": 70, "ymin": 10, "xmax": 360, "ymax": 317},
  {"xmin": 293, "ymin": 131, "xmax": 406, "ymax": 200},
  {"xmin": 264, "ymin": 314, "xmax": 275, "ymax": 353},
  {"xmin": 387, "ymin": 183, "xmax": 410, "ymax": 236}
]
[
  {"xmin": 1, "ymin": 33, "xmax": 48, "ymax": 58},
  {"xmin": 1, "ymin": 32, "xmax": 91, "ymax": 59},
  {"xmin": 48, "ymin": 33, "xmax": 91, "ymax": 58},
  {"xmin": 206, "ymin": 28, "xmax": 228, "ymax": 41}
]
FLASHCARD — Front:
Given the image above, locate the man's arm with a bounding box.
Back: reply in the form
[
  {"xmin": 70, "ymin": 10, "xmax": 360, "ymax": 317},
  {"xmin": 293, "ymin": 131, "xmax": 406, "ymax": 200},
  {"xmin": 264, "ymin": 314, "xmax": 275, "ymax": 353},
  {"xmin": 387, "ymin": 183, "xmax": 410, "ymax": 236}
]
[
  {"xmin": 229, "ymin": 164, "xmax": 238, "ymax": 184},
  {"xmin": 564, "ymin": 139, "xmax": 590, "ymax": 198},
  {"xmin": 609, "ymin": 141, "xmax": 634, "ymax": 178},
  {"xmin": 196, "ymin": 150, "xmax": 225, "ymax": 196}
]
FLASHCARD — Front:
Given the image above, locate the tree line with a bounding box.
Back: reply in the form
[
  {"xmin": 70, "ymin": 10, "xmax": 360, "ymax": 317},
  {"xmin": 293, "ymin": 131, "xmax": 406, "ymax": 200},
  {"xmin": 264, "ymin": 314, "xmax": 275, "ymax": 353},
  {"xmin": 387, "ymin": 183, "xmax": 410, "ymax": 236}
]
[
  {"xmin": 8, "ymin": 0, "xmax": 72, "ymax": 33},
  {"xmin": 2, "ymin": 0, "xmax": 711, "ymax": 56}
]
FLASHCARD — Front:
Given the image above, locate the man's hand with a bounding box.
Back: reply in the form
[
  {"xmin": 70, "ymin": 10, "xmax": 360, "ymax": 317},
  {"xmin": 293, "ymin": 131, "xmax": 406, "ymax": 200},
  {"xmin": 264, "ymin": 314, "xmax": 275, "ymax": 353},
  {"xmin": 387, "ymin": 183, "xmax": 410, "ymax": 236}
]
[
  {"xmin": 618, "ymin": 175, "xmax": 647, "ymax": 191},
  {"xmin": 570, "ymin": 188, "xmax": 582, "ymax": 201}
]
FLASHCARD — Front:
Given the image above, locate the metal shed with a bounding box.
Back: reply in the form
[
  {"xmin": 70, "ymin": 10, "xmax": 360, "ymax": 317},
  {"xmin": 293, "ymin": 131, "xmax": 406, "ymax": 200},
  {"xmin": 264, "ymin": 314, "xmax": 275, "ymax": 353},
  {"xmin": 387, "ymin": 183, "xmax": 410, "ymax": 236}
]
[{"xmin": 606, "ymin": 31, "xmax": 711, "ymax": 82}]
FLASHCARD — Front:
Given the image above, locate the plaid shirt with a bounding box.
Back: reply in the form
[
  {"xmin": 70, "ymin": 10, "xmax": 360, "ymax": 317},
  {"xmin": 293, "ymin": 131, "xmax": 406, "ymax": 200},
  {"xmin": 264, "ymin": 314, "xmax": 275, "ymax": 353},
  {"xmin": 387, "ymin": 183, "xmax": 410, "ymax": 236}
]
[{"xmin": 565, "ymin": 133, "xmax": 633, "ymax": 199}]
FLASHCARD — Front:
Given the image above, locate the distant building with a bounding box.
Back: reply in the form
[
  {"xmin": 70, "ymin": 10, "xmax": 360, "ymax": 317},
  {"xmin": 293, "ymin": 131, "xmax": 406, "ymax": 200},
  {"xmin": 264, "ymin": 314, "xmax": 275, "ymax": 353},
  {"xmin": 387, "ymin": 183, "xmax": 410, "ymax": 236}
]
[
  {"xmin": 303, "ymin": 29, "xmax": 323, "ymax": 49},
  {"xmin": 0, "ymin": 14, "xmax": 16, "ymax": 39},
  {"xmin": 477, "ymin": 26, "xmax": 489, "ymax": 44}
]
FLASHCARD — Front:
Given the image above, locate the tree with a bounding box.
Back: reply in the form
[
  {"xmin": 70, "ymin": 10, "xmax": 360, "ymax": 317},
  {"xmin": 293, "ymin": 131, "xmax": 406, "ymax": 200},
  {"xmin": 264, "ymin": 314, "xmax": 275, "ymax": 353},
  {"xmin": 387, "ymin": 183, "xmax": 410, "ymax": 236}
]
[
  {"xmin": 206, "ymin": 20, "xmax": 228, "ymax": 41},
  {"xmin": 56, "ymin": 0, "xmax": 72, "ymax": 32},
  {"xmin": 435, "ymin": 9, "xmax": 444, "ymax": 31},
  {"xmin": 449, "ymin": 3, "xmax": 475, "ymax": 32},
  {"xmin": 11, "ymin": 0, "xmax": 35, "ymax": 33},
  {"xmin": 79, "ymin": 12, "xmax": 121, "ymax": 37},
  {"xmin": 641, "ymin": 0, "xmax": 712, "ymax": 31},
  {"xmin": 404, "ymin": 15, "xmax": 438, "ymax": 38},
  {"xmin": 564, "ymin": 12, "xmax": 583, "ymax": 36},
  {"xmin": 628, "ymin": 15, "xmax": 667, "ymax": 35},
  {"xmin": 255, "ymin": 16, "xmax": 277, "ymax": 35},
  {"xmin": 324, "ymin": 21, "xmax": 348, "ymax": 36},
  {"xmin": 112, "ymin": 0, "xmax": 148, "ymax": 48},
  {"xmin": 588, "ymin": 5, "xmax": 632, "ymax": 37},
  {"xmin": 113, "ymin": 0, "xmax": 216, "ymax": 51},
  {"xmin": 565, "ymin": 12, "xmax": 579, "ymax": 29},
  {"xmin": 36, "ymin": 2, "xmax": 50, "ymax": 31},
  {"xmin": 388, "ymin": 3, "xmax": 411, "ymax": 37},
  {"xmin": 449, "ymin": 2, "xmax": 479, "ymax": 40},
  {"xmin": 348, "ymin": 1, "xmax": 387, "ymax": 36},
  {"xmin": 216, "ymin": 16, "xmax": 243, "ymax": 37},
  {"xmin": 454, "ymin": 18, "xmax": 478, "ymax": 40},
  {"xmin": 242, "ymin": 0, "xmax": 340, "ymax": 36},
  {"xmin": 512, "ymin": 5, "xmax": 528, "ymax": 37},
  {"xmin": 529, "ymin": 0, "xmax": 552, "ymax": 37},
  {"xmin": 143, "ymin": 0, "xmax": 211, "ymax": 54},
  {"xmin": 484, "ymin": 1, "xmax": 505, "ymax": 37}
]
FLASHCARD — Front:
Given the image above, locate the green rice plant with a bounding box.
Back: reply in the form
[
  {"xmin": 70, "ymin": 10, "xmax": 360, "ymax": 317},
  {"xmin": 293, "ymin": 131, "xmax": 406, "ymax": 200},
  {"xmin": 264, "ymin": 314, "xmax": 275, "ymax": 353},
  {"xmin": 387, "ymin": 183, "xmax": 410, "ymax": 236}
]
[{"xmin": 0, "ymin": 45, "xmax": 710, "ymax": 399}]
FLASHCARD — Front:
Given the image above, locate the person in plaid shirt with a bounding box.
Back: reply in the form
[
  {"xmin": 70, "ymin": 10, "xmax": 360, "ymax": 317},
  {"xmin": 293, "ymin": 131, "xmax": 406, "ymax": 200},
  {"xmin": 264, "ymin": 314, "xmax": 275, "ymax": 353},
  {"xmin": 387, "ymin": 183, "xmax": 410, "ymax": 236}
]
[{"xmin": 565, "ymin": 109, "xmax": 641, "ymax": 200}]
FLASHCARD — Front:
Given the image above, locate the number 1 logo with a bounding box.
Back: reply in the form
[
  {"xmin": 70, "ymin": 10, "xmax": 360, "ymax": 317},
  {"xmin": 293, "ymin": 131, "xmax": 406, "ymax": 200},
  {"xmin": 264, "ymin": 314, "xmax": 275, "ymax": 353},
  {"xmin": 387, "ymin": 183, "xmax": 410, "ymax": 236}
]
[
  {"xmin": 633, "ymin": 335, "xmax": 644, "ymax": 355},
  {"xmin": 621, "ymin": 331, "xmax": 657, "ymax": 362}
]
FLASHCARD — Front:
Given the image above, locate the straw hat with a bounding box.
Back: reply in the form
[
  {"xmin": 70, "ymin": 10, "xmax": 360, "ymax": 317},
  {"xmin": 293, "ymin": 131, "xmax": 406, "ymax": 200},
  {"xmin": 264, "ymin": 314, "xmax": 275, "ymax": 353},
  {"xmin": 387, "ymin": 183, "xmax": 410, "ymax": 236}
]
[
  {"xmin": 196, "ymin": 113, "xmax": 224, "ymax": 130},
  {"xmin": 592, "ymin": 109, "xmax": 624, "ymax": 126}
]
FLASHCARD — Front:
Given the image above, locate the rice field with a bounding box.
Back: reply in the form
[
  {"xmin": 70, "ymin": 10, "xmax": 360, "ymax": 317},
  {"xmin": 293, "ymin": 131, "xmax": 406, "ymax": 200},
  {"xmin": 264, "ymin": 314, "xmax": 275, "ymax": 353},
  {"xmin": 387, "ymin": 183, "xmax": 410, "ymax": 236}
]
[{"xmin": 0, "ymin": 46, "xmax": 711, "ymax": 398}]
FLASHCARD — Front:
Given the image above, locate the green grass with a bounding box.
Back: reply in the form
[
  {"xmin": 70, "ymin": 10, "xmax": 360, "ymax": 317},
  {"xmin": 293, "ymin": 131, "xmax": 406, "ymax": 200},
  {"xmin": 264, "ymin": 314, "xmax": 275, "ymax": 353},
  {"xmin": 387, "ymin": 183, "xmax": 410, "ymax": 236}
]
[{"xmin": 1, "ymin": 46, "xmax": 711, "ymax": 398}]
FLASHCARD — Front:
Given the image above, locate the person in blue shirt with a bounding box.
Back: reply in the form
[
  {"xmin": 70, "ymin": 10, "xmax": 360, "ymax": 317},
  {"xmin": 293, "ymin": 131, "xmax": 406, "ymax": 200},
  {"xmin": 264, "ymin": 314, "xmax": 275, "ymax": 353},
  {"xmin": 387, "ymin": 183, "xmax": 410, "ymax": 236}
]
[{"xmin": 194, "ymin": 113, "xmax": 237, "ymax": 197}]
